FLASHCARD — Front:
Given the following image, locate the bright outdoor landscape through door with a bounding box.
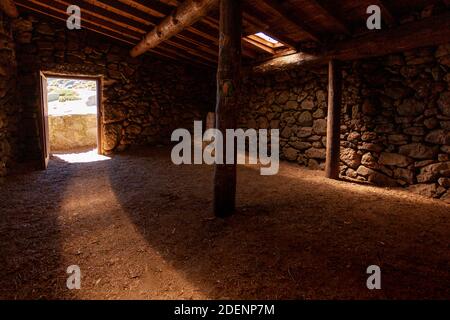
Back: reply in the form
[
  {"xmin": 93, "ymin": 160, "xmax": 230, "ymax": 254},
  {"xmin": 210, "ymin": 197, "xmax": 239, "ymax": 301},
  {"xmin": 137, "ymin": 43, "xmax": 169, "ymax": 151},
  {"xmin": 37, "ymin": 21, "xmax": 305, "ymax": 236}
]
[{"xmin": 39, "ymin": 74, "xmax": 105, "ymax": 167}]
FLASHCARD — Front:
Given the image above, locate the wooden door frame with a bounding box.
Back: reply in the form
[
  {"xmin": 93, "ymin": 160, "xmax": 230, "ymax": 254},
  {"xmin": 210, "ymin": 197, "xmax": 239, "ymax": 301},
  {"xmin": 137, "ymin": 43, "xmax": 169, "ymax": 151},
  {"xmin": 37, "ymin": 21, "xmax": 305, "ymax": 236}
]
[
  {"xmin": 39, "ymin": 72, "xmax": 105, "ymax": 159},
  {"xmin": 38, "ymin": 72, "xmax": 49, "ymax": 169}
]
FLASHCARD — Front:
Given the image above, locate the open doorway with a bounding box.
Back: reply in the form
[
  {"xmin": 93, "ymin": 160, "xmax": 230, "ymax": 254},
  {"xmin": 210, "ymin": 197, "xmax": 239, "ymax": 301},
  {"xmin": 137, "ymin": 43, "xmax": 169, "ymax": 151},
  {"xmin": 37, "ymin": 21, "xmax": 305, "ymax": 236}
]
[{"xmin": 39, "ymin": 73, "xmax": 103, "ymax": 169}]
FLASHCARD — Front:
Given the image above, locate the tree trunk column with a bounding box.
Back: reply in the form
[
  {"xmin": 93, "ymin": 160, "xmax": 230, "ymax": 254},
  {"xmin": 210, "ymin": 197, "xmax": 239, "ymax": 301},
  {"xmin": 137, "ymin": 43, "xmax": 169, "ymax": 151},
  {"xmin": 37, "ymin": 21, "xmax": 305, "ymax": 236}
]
[
  {"xmin": 325, "ymin": 59, "xmax": 342, "ymax": 179},
  {"xmin": 213, "ymin": 0, "xmax": 242, "ymax": 218}
]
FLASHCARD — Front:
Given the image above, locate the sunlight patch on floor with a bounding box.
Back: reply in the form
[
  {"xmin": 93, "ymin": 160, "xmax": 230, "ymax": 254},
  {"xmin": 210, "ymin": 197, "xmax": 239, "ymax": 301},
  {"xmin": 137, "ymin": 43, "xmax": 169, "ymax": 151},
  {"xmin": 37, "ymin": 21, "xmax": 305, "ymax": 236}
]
[{"xmin": 53, "ymin": 149, "xmax": 111, "ymax": 163}]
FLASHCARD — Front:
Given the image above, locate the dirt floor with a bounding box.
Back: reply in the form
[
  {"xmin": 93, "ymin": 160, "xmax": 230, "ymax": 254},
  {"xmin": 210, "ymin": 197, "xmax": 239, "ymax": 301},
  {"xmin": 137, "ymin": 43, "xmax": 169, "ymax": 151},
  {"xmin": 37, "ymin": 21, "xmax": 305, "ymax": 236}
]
[{"xmin": 0, "ymin": 147, "xmax": 449, "ymax": 300}]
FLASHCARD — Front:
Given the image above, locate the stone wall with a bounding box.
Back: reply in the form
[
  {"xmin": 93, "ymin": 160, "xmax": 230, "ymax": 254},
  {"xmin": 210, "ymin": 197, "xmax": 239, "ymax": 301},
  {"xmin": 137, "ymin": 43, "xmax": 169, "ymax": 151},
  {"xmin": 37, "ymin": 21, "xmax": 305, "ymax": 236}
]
[
  {"xmin": 239, "ymin": 45, "xmax": 450, "ymax": 202},
  {"xmin": 0, "ymin": 12, "xmax": 19, "ymax": 177},
  {"xmin": 49, "ymin": 114, "xmax": 97, "ymax": 152},
  {"xmin": 12, "ymin": 13, "xmax": 214, "ymax": 162}
]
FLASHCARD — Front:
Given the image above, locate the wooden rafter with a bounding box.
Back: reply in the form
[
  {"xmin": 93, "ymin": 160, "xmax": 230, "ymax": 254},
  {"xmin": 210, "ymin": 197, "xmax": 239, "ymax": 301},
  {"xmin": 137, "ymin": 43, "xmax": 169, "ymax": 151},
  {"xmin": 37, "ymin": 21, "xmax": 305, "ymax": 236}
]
[
  {"xmin": 376, "ymin": 0, "xmax": 396, "ymax": 26},
  {"xmin": 83, "ymin": 0, "xmax": 219, "ymax": 56},
  {"xmin": 12, "ymin": 0, "xmax": 447, "ymax": 68},
  {"xmin": 305, "ymin": 0, "xmax": 350, "ymax": 35},
  {"xmin": 243, "ymin": 37, "xmax": 275, "ymax": 54},
  {"xmin": 16, "ymin": 0, "xmax": 218, "ymax": 66},
  {"xmin": 130, "ymin": 0, "xmax": 218, "ymax": 57},
  {"xmin": 241, "ymin": 10, "xmax": 298, "ymax": 49},
  {"xmin": 259, "ymin": 0, "xmax": 321, "ymax": 43},
  {"xmin": 253, "ymin": 12, "xmax": 450, "ymax": 73}
]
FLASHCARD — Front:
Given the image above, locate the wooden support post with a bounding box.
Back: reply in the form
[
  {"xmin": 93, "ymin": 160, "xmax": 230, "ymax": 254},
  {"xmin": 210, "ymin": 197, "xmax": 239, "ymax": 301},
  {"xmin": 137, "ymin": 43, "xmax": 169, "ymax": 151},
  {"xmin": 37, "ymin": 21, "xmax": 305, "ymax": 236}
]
[
  {"xmin": 325, "ymin": 59, "xmax": 342, "ymax": 180},
  {"xmin": 213, "ymin": 0, "xmax": 242, "ymax": 218}
]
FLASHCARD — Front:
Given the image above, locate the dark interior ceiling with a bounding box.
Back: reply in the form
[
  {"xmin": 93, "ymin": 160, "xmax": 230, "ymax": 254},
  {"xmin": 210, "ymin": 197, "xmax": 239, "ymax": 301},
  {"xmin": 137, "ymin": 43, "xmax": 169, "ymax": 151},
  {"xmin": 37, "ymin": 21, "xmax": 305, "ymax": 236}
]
[{"xmin": 14, "ymin": 0, "xmax": 450, "ymax": 68}]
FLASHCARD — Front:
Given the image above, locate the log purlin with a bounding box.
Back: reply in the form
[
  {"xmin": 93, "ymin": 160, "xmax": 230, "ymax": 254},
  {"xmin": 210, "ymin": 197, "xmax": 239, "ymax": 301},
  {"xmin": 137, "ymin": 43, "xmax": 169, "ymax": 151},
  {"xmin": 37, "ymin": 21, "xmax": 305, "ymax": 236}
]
[
  {"xmin": 130, "ymin": 0, "xmax": 218, "ymax": 58},
  {"xmin": 15, "ymin": 0, "xmax": 219, "ymax": 66},
  {"xmin": 252, "ymin": 12, "xmax": 450, "ymax": 73}
]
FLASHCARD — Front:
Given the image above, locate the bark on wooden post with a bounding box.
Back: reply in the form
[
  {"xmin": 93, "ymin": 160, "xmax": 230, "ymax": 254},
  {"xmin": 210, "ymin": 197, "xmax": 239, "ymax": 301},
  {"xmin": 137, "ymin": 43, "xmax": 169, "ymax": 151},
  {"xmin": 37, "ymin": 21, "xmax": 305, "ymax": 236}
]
[
  {"xmin": 325, "ymin": 59, "xmax": 342, "ymax": 179},
  {"xmin": 213, "ymin": 0, "xmax": 242, "ymax": 218}
]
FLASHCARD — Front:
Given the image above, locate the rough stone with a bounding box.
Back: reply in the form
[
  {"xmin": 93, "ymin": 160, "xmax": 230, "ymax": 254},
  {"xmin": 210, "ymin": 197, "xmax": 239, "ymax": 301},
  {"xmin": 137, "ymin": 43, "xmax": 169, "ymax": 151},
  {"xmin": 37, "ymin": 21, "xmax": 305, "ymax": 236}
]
[
  {"xmin": 361, "ymin": 153, "xmax": 379, "ymax": 169},
  {"xmin": 312, "ymin": 119, "xmax": 327, "ymax": 136},
  {"xmin": 379, "ymin": 152, "xmax": 412, "ymax": 167},
  {"xmin": 425, "ymin": 129, "xmax": 450, "ymax": 145},
  {"xmin": 368, "ymin": 171, "xmax": 398, "ymax": 187},
  {"xmin": 437, "ymin": 92, "xmax": 450, "ymax": 117},
  {"xmin": 238, "ymin": 43, "xmax": 450, "ymax": 201},
  {"xmin": 347, "ymin": 132, "xmax": 361, "ymax": 142},
  {"xmin": 441, "ymin": 191, "xmax": 450, "ymax": 204},
  {"xmin": 301, "ymin": 98, "xmax": 315, "ymax": 110},
  {"xmin": 360, "ymin": 143, "xmax": 383, "ymax": 153},
  {"xmin": 341, "ymin": 148, "xmax": 362, "ymax": 169},
  {"xmin": 408, "ymin": 184, "xmax": 439, "ymax": 198},
  {"xmin": 399, "ymin": 143, "xmax": 437, "ymax": 159},
  {"xmin": 290, "ymin": 141, "xmax": 311, "ymax": 150},
  {"xmin": 394, "ymin": 168, "xmax": 414, "ymax": 184},
  {"xmin": 298, "ymin": 111, "xmax": 313, "ymax": 127},
  {"xmin": 297, "ymin": 127, "xmax": 312, "ymax": 138},
  {"xmin": 388, "ymin": 134, "xmax": 409, "ymax": 145},
  {"xmin": 305, "ymin": 148, "xmax": 326, "ymax": 160},
  {"xmin": 417, "ymin": 162, "xmax": 450, "ymax": 183},
  {"xmin": 398, "ymin": 99, "xmax": 425, "ymax": 116},
  {"xmin": 283, "ymin": 147, "xmax": 299, "ymax": 161},
  {"xmin": 104, "ymin": 124, "xmax": 122, "ymax": 151},
  {"xmin": 276, "ymin": 91, "xmax": 290, "ymax": 105},
  {"xmin": 438, "ymin": 178, "xmax": 450, "ymax": 188},
  {"xmin": 404, "ymin": 127, "xmax": 426, "ymax": 136}
]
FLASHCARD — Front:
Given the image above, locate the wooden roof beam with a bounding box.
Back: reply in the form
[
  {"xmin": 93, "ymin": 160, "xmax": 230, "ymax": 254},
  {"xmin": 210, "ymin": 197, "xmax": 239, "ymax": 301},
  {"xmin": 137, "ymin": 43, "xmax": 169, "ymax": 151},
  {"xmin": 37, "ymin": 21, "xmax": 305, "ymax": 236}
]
[
  {"xmin": 16, "ymin": 0, "xmax": 216, "ymax": 67},
  {"xmin": 242, "ymin": 11, "xmax": 298, "ymax": 49},
  {"xmin": 305, "ymin": 0, "xmax": 350, "ymax": 35},
  {"xmin": 0, "ymin": 0, "xmax": 19, "ymax": 18},
  {"xmin": 253, "ymin": 12, "xmax": 450, "ymax": 73},
  {"xmin": 130, "ymin": 0, "xmax": 218, "ymax": 57},
  {"xmin": 376, "ymin": 0, "xmax": 396, "ymax": 26},
  {"xmin": 243, "ymin": 37, "xmax": 275, "ymax": 54},
  {"xmin": 259, "ymin": 0, "xmax": 321, "ymax": 43}
]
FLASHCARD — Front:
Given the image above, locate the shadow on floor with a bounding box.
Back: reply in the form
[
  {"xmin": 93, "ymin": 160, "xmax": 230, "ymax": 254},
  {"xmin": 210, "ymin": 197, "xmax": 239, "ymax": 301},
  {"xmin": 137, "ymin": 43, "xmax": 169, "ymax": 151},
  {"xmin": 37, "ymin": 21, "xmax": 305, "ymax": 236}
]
[
  {"xmin": 0, "ymin": 147, "xmax": 449, "ymax": 299},
  {"xmin": 105, "ymin": 147, "xmax": 450, "ymax": 299}
]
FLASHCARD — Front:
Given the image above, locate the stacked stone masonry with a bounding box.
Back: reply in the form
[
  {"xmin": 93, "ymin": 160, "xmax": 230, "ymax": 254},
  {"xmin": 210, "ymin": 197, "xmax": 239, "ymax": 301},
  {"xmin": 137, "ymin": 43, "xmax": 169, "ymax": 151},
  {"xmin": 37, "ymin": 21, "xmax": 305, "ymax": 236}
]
[
  {"xmin": 0, "ymin": 12, "xmax": 18, "ymax": 177},
  {"xmin": 239, "ymin": 45, "xmax": 450, "ymax": 203},
  {"xmin": 11, "ymin": 13, "xmax": 214, "ymax": 161},
  {"xmin": 1, "ymin": 12, "xmax": 450, "ymax": 203}
]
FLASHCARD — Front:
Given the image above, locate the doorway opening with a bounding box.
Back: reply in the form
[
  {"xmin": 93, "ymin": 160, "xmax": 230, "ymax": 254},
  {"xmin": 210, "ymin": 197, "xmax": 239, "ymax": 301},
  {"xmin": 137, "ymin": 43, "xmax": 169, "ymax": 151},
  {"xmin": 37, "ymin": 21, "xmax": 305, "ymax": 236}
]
[{"xmin": 39, "ymin": 73, "xmax": 104, "ymax": 169}]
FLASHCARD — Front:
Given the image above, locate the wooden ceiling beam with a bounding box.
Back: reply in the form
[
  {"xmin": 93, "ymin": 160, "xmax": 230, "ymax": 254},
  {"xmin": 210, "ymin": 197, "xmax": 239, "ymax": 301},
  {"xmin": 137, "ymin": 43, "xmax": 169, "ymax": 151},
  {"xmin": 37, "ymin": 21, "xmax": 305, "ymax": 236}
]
[
  {"xmin": 305, "ymin": 0, "xmax": 350, "ymax": 35},
  {"xmin": 243, "ymin": 37, "xmax": 275, "ymax": 54},
  {"xmin": 0, "ymin": 0, "xmax": 19, "ymax": 18},
  {"xmin": 16, "ymin": 1, "xmax": 136, "ymax": 45},
  {"xmin": 66, "ymin": 0, "xmax": 219, "ymax": 62},
  {"xmin": 242, "ymin": 11, "xmax": 298, "ymax": 49},
  {"xmin": 130, "ymin": 0, "xmax": 218, "ymax": 57},
  {"xmin": 19, "ymin": 0, "xmax": 142, "ymax": 40},
  {"xmin": 259, "ymin": 0, "xmax": 321, "ymax": 43},
  {"xmin": 118, "ymin": 0, "xmax": 172, "ymax": 19},
  {"xmin": 376, "ymin": 0, "xmax": 396, "ymax": 26},
  {"xmin": 253, "ymin": 12, "xmax": 450, "ymax": 73},
  {"xmin": 16, "ymin": 0, "xmax": 216, "ymax": 66},
  {"xmin": 84, "ymin": 0, "xmax": 219, "ymax": 51}
]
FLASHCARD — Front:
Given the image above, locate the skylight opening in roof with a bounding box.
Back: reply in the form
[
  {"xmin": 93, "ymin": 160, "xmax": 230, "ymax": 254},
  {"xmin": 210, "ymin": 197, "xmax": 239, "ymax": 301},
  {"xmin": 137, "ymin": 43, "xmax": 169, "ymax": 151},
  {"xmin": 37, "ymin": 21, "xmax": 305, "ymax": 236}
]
[{"xmin": 254, "ymin": 32, "xmax": 280, "ymax": 45}]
